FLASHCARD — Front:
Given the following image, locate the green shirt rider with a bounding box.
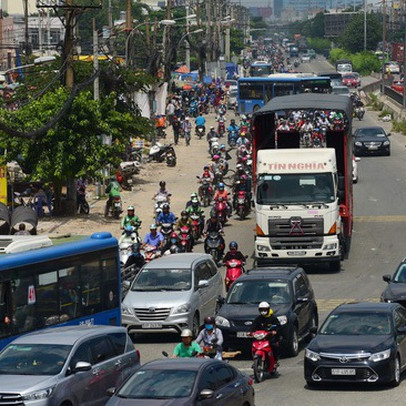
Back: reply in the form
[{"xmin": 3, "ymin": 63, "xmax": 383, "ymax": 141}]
[
  {"xmin": 121, "ymin": 206, "xmax": 141, "ymax": 230},
  {"xmin": 104, "ymin": 177, "xmax": 121, "ymax": 216}
]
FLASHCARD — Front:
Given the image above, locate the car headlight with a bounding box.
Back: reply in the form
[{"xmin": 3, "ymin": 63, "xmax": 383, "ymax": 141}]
[
  {"xmin": 257, "ymin": 244, "xmax": 270, "ymax": 252},
  {"xmin": 121, "ymin": 305, "xmax": 134, "ymax": 315},
  {"xmin": 383, "ymin": 141, "xmax": 390, "ymax": 146},
  {"xmin": 305, "ymin": 349, "xmax": 320, "ymax": 362},
  {"xmin": 354, "ymin": 141, "xmax": 362, "ymax": 147},
  {"xmin": 23, "ymin": 387, "xmax": 54, "ymax": 401},
  {"xmin": 215, "ymin": 316, "xmax": 230, "ymax": 328},
  {"xmin": 369, "ymin": 349, "xmax": 391, "ymax": 362},
  {"xmin": 173, "ymin": 304, "xmax": 190, "ymax": 314},
  {"xmin": 323, "ymin": 243, "xmax": 337, "ymax": 250},
  {"xmin": 277, "ymin": 315, "xmax": 288, "ymax": 325}
]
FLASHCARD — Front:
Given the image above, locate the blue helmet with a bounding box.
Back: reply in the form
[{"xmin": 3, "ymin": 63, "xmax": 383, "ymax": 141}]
[
  {"xmin": 218, "ymin": 182, "xmax": 224, "ymax": 190},
  {"xmin": 125, "ymin": 225, "xmax": 133, "ymax": 233},
  {"xmin": 229, "ymin": 241, "xmax": 238, "ymax": 250}
]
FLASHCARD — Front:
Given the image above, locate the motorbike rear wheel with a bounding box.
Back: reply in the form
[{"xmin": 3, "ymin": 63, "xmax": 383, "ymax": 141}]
[
  {"xmin": 253, "ymin": 357, "xmax": 265, "ymax": 383},
  {"xmin": 80, "ymin": 201, "xmax": 90, "ymax": 215},
  {"xmin": 238, "ymin": 207, "xmax": 245, "ymax": 221}
]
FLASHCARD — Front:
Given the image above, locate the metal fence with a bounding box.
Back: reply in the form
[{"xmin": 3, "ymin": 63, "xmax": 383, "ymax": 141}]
[{"xmin": 383, "ymin": 86, "xmax": 404, "ymax": 106}]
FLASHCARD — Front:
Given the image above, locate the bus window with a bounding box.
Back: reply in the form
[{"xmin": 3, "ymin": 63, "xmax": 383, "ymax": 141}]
[
  {"xmin": 59, "ymin": 266, "xmax": 80, "ymax": 321},
  {"xmin": 37, "ymin": 271, "xmax": 59, "ymax": 326},
  {"xmin": 13, "ymin": 275, "xmax": 37, "ymax": 335},
  {"xmin": 0, "ymin": 282, "xmax": 12, "ymax": 338},
  {"xmin": 239, "ymin": 83, "xmax": 263, "ymax": 100},
  {"xmin": 101, "ymin": 258, "xmax": 119, "ymax": 310},
  {"xmin": 81, "ymin": 260, "xmax": 102, "ymax": 315},
  {"xmin": 274, "ymin": 83, "xmax": 294, "ymax": 97},
  {"xmin": 265, "ymin": 84, "xmax": 273, "ymax": 102}
]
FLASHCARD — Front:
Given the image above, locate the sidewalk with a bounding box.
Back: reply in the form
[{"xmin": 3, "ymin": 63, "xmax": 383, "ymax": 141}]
[{"xmin": 39, "ymin": 114, "xmax": 220, "ymax": 241}]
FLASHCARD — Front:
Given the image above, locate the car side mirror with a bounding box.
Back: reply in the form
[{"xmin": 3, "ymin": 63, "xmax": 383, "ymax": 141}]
[
  {"xmin": 397, "ymin": 326, "xmax": 406, "ymax": 335},
  {"xmin": 122, "ymin": 280, "xmax": 131, "ymax": 289},
  {"xmin": 309, "ymin": 326, "xmax": 318, "ymax": 336},
  {"xmin": 73, "ymin": 361, "xmax": 92, "ymax": 373},
  {"xmin": 387, "ymin": 132, "xmax": 391, "ymax": 136},
  {"xmin": 199, "ymin": 389, "xmax": 214, "ymax": 400},
  {"xmin": 383, "ymin": 274, "xmax": 392, "ymax": 283},
  {"xmin": 216, "ymin": 295, "xmax": 225, "ymax": 306},
  {"xmin": 355, "ymin": 157, "xmax": 361, "ymax": 162},
  {"xmin": 106, "ymin": 387, "xmax": 116, "ymax": 397},
  {"xmin": 198, "ymin": 280, "xmax": 209, "ymax": 289}
]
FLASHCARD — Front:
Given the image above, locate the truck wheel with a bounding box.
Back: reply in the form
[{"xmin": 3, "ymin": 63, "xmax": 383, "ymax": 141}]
[{"xmin": 329, "ymin": 261, "xmax": 341, "ymax": 272}]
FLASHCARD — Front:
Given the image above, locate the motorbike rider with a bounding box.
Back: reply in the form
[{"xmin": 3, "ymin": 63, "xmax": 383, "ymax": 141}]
[
  {"xmin": 153, "ymin": 181, "xmax": 171, "ymax": 203},
  {"xmin": 173, "ymin": 329, "xmax": 202, "ymax": 358},
  {"xmin": 142, "ymin": 224, "xmax": 164, "ymax": 250},
  {"xmin": 318, "ymin": 113, "xmax": 331, "ymax": 128},
  {"xmin": 119, "ymin": 225, "xmax": 139, "ymax": 245},
  {"xmin": 176, "ymin": 210, "xmax": 194, "ymax": 231},
  {"xmin": 251, "ymin": 302, "xmax": 281, "ymax": 363},
  {"xmin": 214, "ymin": 182, "xmax": 232, "ymax": 215},
  {"xmin": 232, "ymin": 175, "xmax": 251, "ymax": 209},
  {"xmin": 156, "ymin": 203, "xmax": 176, "ymax": 226},
  {"xmin": 76, "ymin": 179, "xmax": 87, "ymax": 210},
  {"xmin": 277, "ymin": 120, "xmax": 290, "ymax": 131},
  {"xmin": 186, "ymin": 192, "xmax": 201, "ymax": 209},
  {"xmin": 161, "ymin": 231, "xmax": 180, "ymax": 255},
  {"xmin": 121, "ymin": 206, "xmax": 141, "ymax": 230},
  {"xmin": 196, "ymin": 316, "xmax": 224, "ymax": 360},
  {"xmin": 104, "ymin": 176, "xmax": 121, "ymax": 217},
  {"xmin": 300, "ymin": 117, "xmax": 314, "ymax": 133},
  {"xmin": 200, "ymin": 165, "xmax": 214, "ymax": 183},
  {"xmin": 236, "ymin": 132, "xmax": 250, "ymax": 147},
  {"xmin": 218, "ymin": 144, "xmax": 232, "ymax": 161},
  {"xmin": 223, "ymin": 241, "xmax": 246, "ymax": 264},
  {"xmin": 186, "ymin": 197, "xmax": 205, "ymax": 233},
  {"xmin": 227, "ymin": 119, "xmax": 239, "ymax": 134},
  {"xmin": 195, "ymin": 112, "xmax": 206, "ymax": 133},
  {"xmin": 207, "ymin": 125, "xmax": 218, "ymax": 142}
]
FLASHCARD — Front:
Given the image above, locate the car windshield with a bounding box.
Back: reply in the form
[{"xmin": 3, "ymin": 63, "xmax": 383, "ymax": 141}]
[
  {"xmin": 332, "ymin": 87, "xmax": 349, "ymax": 95},
  {"xmin": 131, "ymin": 268, "xmax": 191, "ymax": 291},
  {"xmin": 344, "ymin": 74, "xmax": 355, "ymax": 80},
  {"xmin": 356, "ymin": 128, "xmax": 386, "ymax": 138},
  {"xmin": 256, "ymin": 173, "xmax": 335, "ymax": 205},
  {"xmin": 394, "ymin": 264, "xmax": 406, "ymax": 283},
  {"xmin": 319, "ymin": 312, "xmax": 392, "ymax": 335},
  {"xmin": 117, "ymin": 369, "xmax": 197, "ymax": 399},
  {"xmin": 0, "ymin": 344, "xmax": 71, "ymax": 375},
  {"xmin": 227, "ymin": 280, "xmax": 292, "ymax": 305}
]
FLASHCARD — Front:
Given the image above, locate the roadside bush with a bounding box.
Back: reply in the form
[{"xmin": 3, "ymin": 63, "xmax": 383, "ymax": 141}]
[
  {"xmin": 392, "ymin": 119, "xmax": 406, "ymax": 135},
  {"xmin": 368, "ymin": 92, "xmax": 384, "ymax": 111},
  {"xmin": 307, "ymin": 37, "xmax": 331, "ymax": 54},
  {"xmin": 329, "ymin": 48, "xmax": 380, "ymax": 75}
]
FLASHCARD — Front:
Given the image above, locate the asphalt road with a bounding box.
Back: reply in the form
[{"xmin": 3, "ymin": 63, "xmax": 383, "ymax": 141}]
[{"xmin": 131, "ymin": 62, "xmax": 406, "ymax": 405}]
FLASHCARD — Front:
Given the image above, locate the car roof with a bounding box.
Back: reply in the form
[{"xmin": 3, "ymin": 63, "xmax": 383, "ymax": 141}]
[
  {"xmin": 332, "ymin": 302, "xmax": 398, "ymax": 313},
  {"xmin": 355, "ymin": 126, "xmax": 385, "ymax": 132},
  {"xmin": 242, "ymin": 266, "xmax": 303, "ymax": 281},
  {"xmin": 143, "ymin": 253, "xmax": 213, "ymax": 269},
  {"xmin": 10, "ymin": 325, "xmax": 127, "ymax": 346},
  {"xmin": 142, "ymin": 358, "xmax": 224, "ymax": 371}
]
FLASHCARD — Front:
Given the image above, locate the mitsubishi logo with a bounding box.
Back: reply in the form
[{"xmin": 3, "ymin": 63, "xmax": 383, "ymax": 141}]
[
  {"xmin": 339, "ymin": 356, "xmax": 349, "ymax": 364},
  {"xmin": 148, "ymin": 307, "xmax": 156, "ymax": 313},
  {"xmin": 289, "ymin": 217, "xmax": 304, "ymax": 235}
]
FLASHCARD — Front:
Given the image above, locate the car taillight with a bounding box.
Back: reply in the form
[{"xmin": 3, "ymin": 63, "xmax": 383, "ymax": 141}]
[
  {"xmin": 136, "ymin": 349, "xmax": 141, "ymax": 363},
  {"xmin": 248, "ymin": 377, "xmax": 253, "ymax": 386}
]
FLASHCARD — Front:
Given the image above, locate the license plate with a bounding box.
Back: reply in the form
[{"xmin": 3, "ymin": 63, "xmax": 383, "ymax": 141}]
[
  {"xmin": 368, "ymin": 146, "xmax": 378, "ymax": 150},
  {"xmin": 331, "ymin": 368, "xmax": 356, "ymax": 376},
  {"xmin": 287, "ymin": 251, "xmax": 306, "ymax": 256},
  {"xmin": 142, "ymin": 322, "xmax": 162, "ymax": 329},
  {"xmin": 238, "ymin": 199, "xmax": 245, "ymax": 204},
  {"xmin": 236, "ymin": 331, "xmax": 250, "ymax": 338},
  {"xmin": 114, "ymin": 203, "xmax": 121, "ymax": 207}
]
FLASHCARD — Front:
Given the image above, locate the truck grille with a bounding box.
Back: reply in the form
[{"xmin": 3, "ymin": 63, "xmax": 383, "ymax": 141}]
[
  {"xmin": 0, "ymin": 393, "xmax": 24, "ymax": 405},
  {"xmin": 269, "ymin": 217, "xmax": 324, "ymax": 237},
  {"xmin": 270, "ymin": 237, "xmax": 323, "ymax": 250},
  {"xmin": 133, "ymin": 307, "xmax": 171, "ymax": 322}
]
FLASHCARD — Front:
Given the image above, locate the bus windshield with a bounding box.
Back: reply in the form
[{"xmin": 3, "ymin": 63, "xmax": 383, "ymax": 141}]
[
  {"xmin": 250, "ymin": 64, "xmax": 273, "ymax": 77},
  {"xmin": 256, "ymin": 173, "xmax": 335, "ymax": 205}
]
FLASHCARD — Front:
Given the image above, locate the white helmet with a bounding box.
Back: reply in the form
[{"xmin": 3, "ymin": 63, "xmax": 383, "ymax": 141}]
[{"xmin": 181, "ymin": 329, "xmax": 193, "ymax": 337}]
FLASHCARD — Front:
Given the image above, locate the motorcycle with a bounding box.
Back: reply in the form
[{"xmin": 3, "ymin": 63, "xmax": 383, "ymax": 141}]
[
  {"xmin": 209, "ymin": 137, "xmax": 220, "ymax": 156},
  {"xmin": 204, "ymin": 231, "xmax": 225, "ymax": 263},
  {"xmin": 160, "ymin": 222, "xmax": 175, "ymax": 246},
  {"xmin": 156, "ymin": 126, "xmax": 166, "ymax": 139},
  {"xmin": 189, "ymin": 102, "xmax": 198, "ymax": 118},
  {"xmin": 154, "ymin": 193, "xmax": 170, "ymax": 221},
  {"xmin": 235, "ymin": 189, "xmax": 250, "ymax": 220},
  {"xmin": 217, "ymin": 120, "xmax": 225, "ymax": 137},
  {"xmin": 355, "ymin": 106, "xmax": 365, "ymax": 121},
  {"xmin": 110, "ymin": 196, "xmax": 122, "ymax": 219},
  {"xmin": 198, "ymin": 177, "xmax": 214, "ymax": 207},
  {"xmin": 77, "ymin": 189, "xmax": 89, "ymax": 214},
  {"xmin": 196, "ymin": 125, "xmax": 205, "ymax": 139},
  {"xmin": 332, "ymin": 118, "xmax": 344, "ymax": 131},
  {"xmin": 148, "ymin": 143, "xmax": 175, "ymax": 164},
  {"xmin": 301, "ymin": 131, "xmax": 312, "ymax": 148},
  {"xmin": 190, "ymin": 214, "xmax": 203, "ymax": 241},
  {"xmin": 228, "ymin": 130, "xmax": 238, "ymax": 147},
  {"xmin": 224, "ymin": 259, "xmax": 244, "ymax": 292},
  {"xmin": 121, "ymin": 242, "xmax": 145, "ymax": 284},
  {"xmin": 165, "ymin": 146, "xmax": 177, "ymax": 167},
  {"xmin": 214, "ymin": 197, "xmax": 228, "ymax": 225},
  {"xmin": 251, "ymin": 329, "xmax": 278, "ymax": 383},
  {"xmin": 143, "ymin": 244, "xmax": 161, "ymax": 263},
  {"xmin": 179, "ymin": 225, "xmax": 193, "ymax": 252}
]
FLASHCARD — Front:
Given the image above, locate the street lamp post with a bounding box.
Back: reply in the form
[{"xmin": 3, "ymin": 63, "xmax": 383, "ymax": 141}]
[{"xmin": 364, "ymin": 0, "xmax": 367, "ymax": 51}]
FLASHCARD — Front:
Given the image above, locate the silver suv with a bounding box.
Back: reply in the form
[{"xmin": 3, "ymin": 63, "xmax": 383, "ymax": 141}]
[
  {"xmin": 0, "ymin": 325, "xmax": 140, "ymax": 405},
  {"xmin": 122, "ymin": 253, "xmax": 222, "ymax": 337}
]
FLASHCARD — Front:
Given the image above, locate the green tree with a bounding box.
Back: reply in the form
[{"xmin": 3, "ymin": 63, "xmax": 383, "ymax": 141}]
[{"xmin": 339, "ymin": 13, "xmax": 382, "ymax": 53}]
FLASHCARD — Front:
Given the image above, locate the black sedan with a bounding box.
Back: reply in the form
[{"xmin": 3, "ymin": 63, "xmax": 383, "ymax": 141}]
[
  {"xmin": 106, "ymin": 358, "xmax": 255, "ymax": 405},
  {"xmin": 304, "ymin": 302, "xmax": 406, "ymax": 387},
  {"xmin": 381, "ymin": 257, "xmax": 406, "ymax": 306},
  {"xmin": 353, "ymin": 126, "xmax": 391, "ymax": 156}
]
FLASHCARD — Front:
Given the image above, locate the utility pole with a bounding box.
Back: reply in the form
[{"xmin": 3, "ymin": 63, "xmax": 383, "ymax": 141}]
[
  {"xmin": 205, "ymin": 0, "xmax": 212, "ymax": 62},
  {"xmin": 23, "ymin": 0, "xmax": 31, "ymax": 60},
  {"xmin": 403, "ymin": 2, "xmax": 406, "ymax": 108},
  {"xmin": 185, "ymin": 4, "xmax": 191, "ymax": 71},
  {"xmin": 47, "ymin": 9, "xmax": 51, "ymax": 56},
  {"xmin": 364, "ymin": 0, "xmax": 367, "ymax": 51},
  {"xmin": 0, "ymin": 0, "xmax": 3, "ymax": 70},
  {"xmin": 93, "ymin": 18, "xmax": 99, "ymax": 101},
  {"xmin": 382, "ymin": 0, "xmax": 386, "ymax": 88},
  {"xmin": 108, "ymin": 0, "xmax": 114, "ymax": 57},
  {"xmin": 65, "ymin": 0, "xmax": 75, "ymax": 89}
]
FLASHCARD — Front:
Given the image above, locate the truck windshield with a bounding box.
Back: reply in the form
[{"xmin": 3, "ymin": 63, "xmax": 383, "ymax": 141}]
[{"xmin": 256, "ymin": 173, "xmax": 335, "ymax": 205}]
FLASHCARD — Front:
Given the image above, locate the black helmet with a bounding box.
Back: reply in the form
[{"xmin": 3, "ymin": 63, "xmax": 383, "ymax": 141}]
[
  {"xmin": 162, "ymin": 203, "xmax": 170, "ymax": 210},
  {"xmin": 159, "ymin": 181, "xmax": 166, "ymax": 188},
  {"xmin": 231, "ymin": 119, "xmax": 235, "ymax": 125},
  {"xmin": 181, "ymin": 210, "xmax": 188, "ymax": 219},
  {"xmin": 204, "ymin": 316, "xmax": 215, "ymax": 325},
  {"xmin": 229, "ymin": 241, "xmax": 238, "ymax": 250}
]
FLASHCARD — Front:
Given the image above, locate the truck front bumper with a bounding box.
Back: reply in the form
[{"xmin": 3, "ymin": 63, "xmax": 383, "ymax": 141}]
[{"xmin": 255, "ymin": 235, "xmax": 340, "ymax": 265}]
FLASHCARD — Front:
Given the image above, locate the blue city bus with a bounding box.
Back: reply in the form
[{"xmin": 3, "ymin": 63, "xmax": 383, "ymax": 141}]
[
  {"xmin": 0, "ymin": 232, "xmax": 120, "ymax": 349},
  {"xmin": 250, "ymin": 62, "xmax": 274, "ymax": 77},
  {"xmin": 237, "ymin": 74, "xmax": 331, "ymax": 114}
]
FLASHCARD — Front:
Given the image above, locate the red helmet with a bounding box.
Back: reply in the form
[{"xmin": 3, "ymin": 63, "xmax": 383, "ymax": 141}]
[
  {"xmin": 170, "ymin": 232, "xmax": 178, "ymax": 239},
  {"xmin": 241, "ymin": 156, "xmax": 248, "ymax": 163}
]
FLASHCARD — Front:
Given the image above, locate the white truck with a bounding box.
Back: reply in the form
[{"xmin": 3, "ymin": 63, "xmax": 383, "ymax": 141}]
[{"xmin": 254, "ymin": 148, "xmax": 342, "ymax": 271}]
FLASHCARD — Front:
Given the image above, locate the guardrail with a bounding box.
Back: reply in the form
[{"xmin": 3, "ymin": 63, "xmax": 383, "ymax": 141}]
[{"xmin": 383, "ymin": 86, "xmax": 404, "ymax": 105}]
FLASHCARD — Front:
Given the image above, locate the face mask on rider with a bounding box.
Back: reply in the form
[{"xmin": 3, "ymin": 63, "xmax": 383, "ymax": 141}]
[
  {"xmin": 260, "ymin": 311, "xmax": 268, "ymax": 317},
  {"xmin": 205, "ymin": 324, "xmax": 213, "ymax": 331}
]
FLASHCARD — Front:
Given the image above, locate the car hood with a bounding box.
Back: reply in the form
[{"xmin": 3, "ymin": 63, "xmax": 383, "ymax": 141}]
[
  {"xmin": 218, "ymin": 303, "xmax": 291, "ymax": 319},
  {"xmin": 384, "ymin": 282, "xmax": 406, "ymax": 299},
  {"xmin": 309, "ymin": 334, "xmax": 393, "ymax": 354},
  {"xmin": 355, "ymin": 136, "xmax": 388, "ymax": 143},
  {"xmin": 107, "ymin": 397, "xmax": 191, "ymax": 406},
  {"xmin": 123, "ymin": 290, "xmax": 191, "ymax": 308},
  {"xmin": 0, "ymin": 375, "xmax": 56, "ymax": 394}
]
